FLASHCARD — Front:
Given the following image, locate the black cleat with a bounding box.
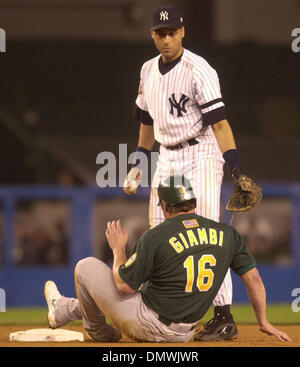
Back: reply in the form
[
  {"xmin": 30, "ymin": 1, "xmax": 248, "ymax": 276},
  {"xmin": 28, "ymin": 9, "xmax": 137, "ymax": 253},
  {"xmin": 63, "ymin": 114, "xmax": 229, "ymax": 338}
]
[{"xmin": 194, "ymin": 310, "xmax": 238, "ymax": 341}]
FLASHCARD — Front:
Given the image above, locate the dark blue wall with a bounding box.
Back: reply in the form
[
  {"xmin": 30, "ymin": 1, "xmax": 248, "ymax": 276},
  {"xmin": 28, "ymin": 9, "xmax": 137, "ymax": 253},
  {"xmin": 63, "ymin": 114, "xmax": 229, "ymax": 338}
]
[{"xmin": 0, "ymin": 184, "xmax": 299, "ymax": 306}]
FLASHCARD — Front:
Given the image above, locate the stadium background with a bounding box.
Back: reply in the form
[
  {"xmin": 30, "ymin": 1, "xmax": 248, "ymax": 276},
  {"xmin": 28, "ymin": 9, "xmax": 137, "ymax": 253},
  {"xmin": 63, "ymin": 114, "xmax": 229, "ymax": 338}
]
[{"xmin": 0, "ymin": 0, "xmax": 299, "ymax": 325}]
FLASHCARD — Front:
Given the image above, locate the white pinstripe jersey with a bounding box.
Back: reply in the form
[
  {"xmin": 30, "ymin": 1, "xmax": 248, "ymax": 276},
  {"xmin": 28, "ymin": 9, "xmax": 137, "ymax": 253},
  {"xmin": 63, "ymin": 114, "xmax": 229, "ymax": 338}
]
[{"xmin": 135, "ymin": 48, "xmax": 225, "ymax": 147}]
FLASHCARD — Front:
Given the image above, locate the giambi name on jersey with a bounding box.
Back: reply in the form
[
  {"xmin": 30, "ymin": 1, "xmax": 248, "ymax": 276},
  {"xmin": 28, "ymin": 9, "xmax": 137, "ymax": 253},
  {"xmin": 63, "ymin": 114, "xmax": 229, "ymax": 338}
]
[{"xmin": 169, "ymin": 224, "xmax": 224, "ymax": 254}]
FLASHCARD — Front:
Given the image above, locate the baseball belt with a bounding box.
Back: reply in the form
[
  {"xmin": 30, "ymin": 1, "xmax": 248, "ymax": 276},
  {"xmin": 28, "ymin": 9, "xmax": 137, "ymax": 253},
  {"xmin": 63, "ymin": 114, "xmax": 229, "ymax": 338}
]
[
  {"xmin": 158, "ymin": 315, "xmax": 197, "ymax": 330},
  {"xmin": 165, "ymin": 138, "xmax": 199, "ymax": 150}
]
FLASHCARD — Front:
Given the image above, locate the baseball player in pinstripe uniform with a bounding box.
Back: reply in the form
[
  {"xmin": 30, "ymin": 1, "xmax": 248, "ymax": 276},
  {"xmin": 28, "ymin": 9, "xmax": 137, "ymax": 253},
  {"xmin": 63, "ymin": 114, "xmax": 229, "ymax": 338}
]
[{"xmin": 123, "ymin": 5, "xmax": 254, "ymax": 340}]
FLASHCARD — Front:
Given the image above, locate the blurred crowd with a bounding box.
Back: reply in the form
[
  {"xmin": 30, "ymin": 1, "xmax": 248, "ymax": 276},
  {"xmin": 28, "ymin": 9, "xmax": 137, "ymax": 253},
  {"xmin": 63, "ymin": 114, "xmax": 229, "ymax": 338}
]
[
  {"xmin": 0, "ymin": 195, "xmax": 293, "ymax": 267},
  {"xmin": 13, "ymin": 200, "xmax": 70, "ymax": 266},
  {"xmin": 233, "ymin": 198, "xmax": 292, "ymax": 265}
]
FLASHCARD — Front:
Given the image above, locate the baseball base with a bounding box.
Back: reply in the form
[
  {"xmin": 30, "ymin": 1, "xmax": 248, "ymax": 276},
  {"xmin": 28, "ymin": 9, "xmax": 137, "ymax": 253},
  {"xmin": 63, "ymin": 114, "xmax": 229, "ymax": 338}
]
[{"xmin": 9, "ymin": 328, "xmax": 84, "ymax": 342}]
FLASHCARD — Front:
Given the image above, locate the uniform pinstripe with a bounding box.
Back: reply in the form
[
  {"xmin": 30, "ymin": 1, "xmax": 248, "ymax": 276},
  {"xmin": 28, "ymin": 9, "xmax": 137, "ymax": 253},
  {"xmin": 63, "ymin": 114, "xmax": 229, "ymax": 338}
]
[
  {"xmin": 136, "ymin": 48, "xmax": 232, "ymax": 306},
  {"xmin": 136, "ymin": 49, "xmax": 224, "ymax": 146}
]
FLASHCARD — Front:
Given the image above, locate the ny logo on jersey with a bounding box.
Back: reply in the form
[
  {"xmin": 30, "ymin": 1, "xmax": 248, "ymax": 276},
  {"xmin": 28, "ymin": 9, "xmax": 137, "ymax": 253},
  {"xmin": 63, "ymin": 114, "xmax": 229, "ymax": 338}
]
[
  {"xmin": 169, "ymin": 93, "xmax": 189, "ymax": 117},
  {"xmin": 160, "ymin": 11, "xmax": 169, "ymax": 21}
]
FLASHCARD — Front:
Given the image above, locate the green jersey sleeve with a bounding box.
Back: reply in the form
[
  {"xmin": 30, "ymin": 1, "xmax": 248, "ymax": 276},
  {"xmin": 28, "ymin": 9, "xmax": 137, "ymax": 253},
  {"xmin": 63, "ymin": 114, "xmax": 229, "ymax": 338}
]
[
  {"xmin": 230, "ymin": 229, "xmax": 256, "ymax": 276},
  {"xmin": 118, "ymin": 234, "xmax": 155, "ymax": 291}
]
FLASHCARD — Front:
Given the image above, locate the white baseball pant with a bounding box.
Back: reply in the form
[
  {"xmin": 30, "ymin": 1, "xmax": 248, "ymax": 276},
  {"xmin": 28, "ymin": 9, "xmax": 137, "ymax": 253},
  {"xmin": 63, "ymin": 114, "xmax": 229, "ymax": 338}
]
[{"xmin": 149, "ymin": 135, "xmax": 232, "ymax": 306}]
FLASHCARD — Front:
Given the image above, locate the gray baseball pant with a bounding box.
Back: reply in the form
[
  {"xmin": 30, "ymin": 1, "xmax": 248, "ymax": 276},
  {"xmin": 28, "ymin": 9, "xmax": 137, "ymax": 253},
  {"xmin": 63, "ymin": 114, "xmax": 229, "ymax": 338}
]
[{"xmin": 53, "ymin": 257, "xmax": 198, "ymax": 342}]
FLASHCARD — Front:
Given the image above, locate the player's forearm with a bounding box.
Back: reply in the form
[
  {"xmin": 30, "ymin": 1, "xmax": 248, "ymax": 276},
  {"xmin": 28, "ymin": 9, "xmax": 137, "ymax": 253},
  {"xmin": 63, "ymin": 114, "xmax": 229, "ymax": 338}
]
[
  {"xmin": 212, "ymin": 119, "xmax": 237, "ymax": 154},
  {"xmin": 241, "ymin": 268, "xmax": 268, "ymax": 327},
  {"xmin": 112, "ymin": 248, "xmax": 135, "ymax": 294},
  {"xmin": 112, "ymin": 248, "xmax": 127, "ymax": 283},
  {"xmin": 137, "ymin": 123, "xmax": 155, "ymax": 151}
]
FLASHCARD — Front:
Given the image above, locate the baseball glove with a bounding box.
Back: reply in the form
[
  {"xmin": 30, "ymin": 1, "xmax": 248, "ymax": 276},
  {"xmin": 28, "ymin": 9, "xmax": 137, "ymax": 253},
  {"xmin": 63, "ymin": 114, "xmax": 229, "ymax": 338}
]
[{"xmin": 226, "ymin": 174, "xmax": 263, "ymax": 212}]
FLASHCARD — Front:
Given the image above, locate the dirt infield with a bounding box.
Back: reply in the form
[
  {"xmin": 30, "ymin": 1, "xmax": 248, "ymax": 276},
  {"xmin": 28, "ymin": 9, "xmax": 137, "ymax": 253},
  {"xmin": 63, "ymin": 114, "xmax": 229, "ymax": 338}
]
[{"xmin": 0, "ymin": 324, "xmax": 299, "ymax": 347}]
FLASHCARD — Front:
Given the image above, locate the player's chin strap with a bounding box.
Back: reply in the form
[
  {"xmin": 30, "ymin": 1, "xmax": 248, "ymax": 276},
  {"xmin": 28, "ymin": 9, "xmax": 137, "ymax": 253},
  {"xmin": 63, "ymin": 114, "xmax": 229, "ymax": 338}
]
[{"xmin": 229, "ymin": 213, "xmax": 234, "ymax": 226}]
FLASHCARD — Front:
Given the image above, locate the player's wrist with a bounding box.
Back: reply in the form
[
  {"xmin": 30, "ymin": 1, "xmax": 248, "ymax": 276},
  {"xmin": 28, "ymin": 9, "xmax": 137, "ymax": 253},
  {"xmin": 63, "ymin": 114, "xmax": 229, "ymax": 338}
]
[
  {"xmin": 112, "ymin": 247, "xmax": 127, "ymax": 262},
  {"xmin": 136, "ymin": 146, "xmax": 151, "ymax": 157},
  {"xmin": 223, "ymin": 149, "xmax": 243, "ymax": 179},
  {"xmin": 231, "ymin": 167, "xmax": 244, "ymax": 181},
  {"xmin": 258, "ymin": 318, "xmax": 270, "ymax": 330},
  {"xmin": 129, "ymin": 146, "xmax": 151, "ymax": 170}
]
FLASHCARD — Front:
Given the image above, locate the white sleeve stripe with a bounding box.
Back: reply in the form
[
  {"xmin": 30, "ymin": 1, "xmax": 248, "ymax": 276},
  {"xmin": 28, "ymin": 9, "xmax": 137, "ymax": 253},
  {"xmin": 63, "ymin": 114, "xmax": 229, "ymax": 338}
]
[
  {"xmin": 201, "ymin": 102, "xmax": 225, "ymax": 114},
  {"xmin": 200, "ymin": 98, "xmax": 223, "ymax": 109}
]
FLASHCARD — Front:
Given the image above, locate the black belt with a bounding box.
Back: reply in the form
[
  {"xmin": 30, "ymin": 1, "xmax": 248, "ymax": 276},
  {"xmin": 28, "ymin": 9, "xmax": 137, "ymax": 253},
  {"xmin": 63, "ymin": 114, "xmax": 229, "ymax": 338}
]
[
  {"xmin": 158, "ymin": 315, "xmax": 198, "ymax": 330},
  {"xmin": 165, "ymin": 138, "xmax": 199, "ymax": 150}
]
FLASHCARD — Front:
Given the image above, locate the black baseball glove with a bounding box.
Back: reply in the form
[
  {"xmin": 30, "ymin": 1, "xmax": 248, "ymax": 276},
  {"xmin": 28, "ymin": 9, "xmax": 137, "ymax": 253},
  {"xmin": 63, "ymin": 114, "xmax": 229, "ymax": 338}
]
[{"xmin": 226, "ymin": 168, "xmax": 263, "ymax": 212}]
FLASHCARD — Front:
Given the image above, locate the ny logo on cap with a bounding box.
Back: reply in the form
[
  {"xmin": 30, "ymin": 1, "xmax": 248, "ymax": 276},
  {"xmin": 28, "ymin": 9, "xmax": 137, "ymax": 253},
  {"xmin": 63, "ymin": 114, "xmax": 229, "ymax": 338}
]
[{"xmin": 160, "ymin": 11, "xmax": 169, "ymax": 21}]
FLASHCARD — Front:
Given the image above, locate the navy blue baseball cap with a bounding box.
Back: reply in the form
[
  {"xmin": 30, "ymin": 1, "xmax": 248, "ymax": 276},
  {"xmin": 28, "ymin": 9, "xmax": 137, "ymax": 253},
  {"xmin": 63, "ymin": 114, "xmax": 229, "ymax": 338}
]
[{"xmin": 151, "ymin": 5, "xmax": 184, "ymax": 31}]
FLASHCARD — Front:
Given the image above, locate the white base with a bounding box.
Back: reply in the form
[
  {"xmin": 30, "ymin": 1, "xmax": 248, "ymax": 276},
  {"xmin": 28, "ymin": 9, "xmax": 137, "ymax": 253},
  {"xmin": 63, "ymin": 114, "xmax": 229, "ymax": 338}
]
[{"xmin": 9, "ymin": 328, "xmax": 84, "ymax": 342}]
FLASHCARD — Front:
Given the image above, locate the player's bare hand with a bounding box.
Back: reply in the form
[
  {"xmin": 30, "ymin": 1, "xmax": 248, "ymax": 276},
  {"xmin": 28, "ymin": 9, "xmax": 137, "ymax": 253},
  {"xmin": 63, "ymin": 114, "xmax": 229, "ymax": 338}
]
[
  {"xmin": 106, "ymin": 220, "xmax": 129, "ymax": 250},
  {"xmin": 259, "ymin": 322, "xmax": 292, "ymax": 342},
  {"xmin": 123, "ymin": 167, "xmax": 141, "ymax": 195}
]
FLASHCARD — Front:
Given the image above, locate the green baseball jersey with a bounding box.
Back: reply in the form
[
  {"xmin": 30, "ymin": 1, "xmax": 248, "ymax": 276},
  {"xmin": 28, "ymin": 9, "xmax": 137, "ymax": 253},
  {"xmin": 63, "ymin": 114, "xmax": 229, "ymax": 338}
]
[{"xmin": 119, "ymin": 213, "xmax": 255, "ymax": 324}]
